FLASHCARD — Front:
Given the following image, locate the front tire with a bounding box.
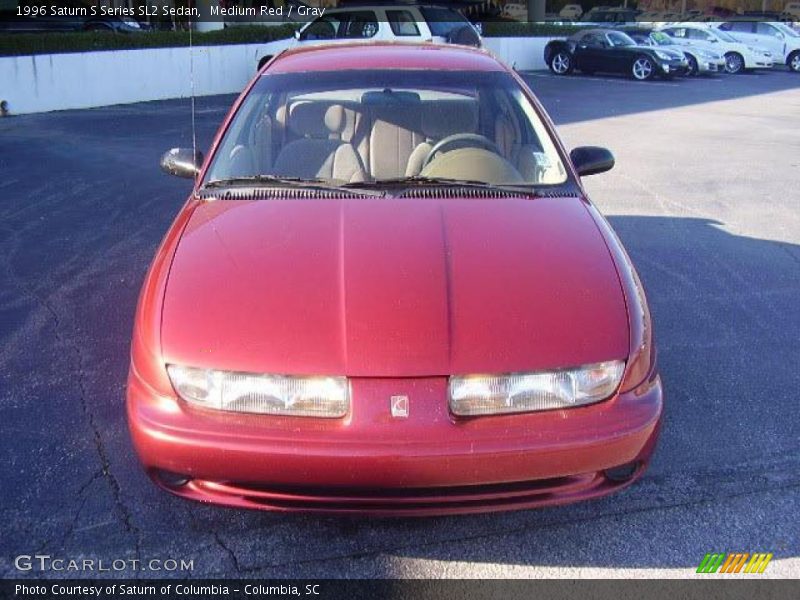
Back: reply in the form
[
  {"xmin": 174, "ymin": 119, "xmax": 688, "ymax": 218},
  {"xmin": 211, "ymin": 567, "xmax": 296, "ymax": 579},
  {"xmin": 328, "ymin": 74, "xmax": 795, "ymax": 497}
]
[
  {"xmin": 685, "ymin": 54, "xmax": 698, "ymax": 76},
  {"xmin": 724, "ymin": 52, "xmax": 745, "ymax": 74},
  {"xmin": 631, "ymin": 56, "xmax": 656, "ymax": 81},
  {"xmin": 788, "ymin": 51, "xmax": 800, "ymax": 73},
  {"xmin": 549, "ymin": 51, "xmax": 573, "ymax": 75}
]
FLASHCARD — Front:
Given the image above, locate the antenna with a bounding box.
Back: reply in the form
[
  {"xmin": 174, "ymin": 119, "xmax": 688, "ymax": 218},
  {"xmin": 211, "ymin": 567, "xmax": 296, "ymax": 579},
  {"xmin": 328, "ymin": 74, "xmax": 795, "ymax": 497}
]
[{"xmin": 189, "ymin": 15, "xmax": 198, "ymax": 185}]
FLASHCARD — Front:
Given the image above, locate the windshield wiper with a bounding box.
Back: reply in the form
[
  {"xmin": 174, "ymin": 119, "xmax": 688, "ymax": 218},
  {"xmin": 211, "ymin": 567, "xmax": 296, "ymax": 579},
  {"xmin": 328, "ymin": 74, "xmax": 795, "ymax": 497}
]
[
  {"xmin": 344, "ymin": 175, "xmax": 539, "ymax": 196},
  {"xmin": 201, "ymin": 175, "xmax": 382, "ymax": 196}
]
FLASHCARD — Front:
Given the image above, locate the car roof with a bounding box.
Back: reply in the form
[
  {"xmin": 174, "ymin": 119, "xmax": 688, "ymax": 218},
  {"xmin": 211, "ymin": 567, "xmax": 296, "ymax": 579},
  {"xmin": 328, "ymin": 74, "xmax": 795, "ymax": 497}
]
[{"xmin": 267, "ymin": 42, "xmax": 505, "ymax": 74}]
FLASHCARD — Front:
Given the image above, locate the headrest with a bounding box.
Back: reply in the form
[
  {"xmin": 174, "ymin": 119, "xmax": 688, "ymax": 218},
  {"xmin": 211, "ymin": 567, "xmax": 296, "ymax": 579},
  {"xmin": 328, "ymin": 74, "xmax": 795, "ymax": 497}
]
[
  {"xmin": 422, "ymin": 101, "xmax": 479, "ymax": 139},
  {"xmin": 288, "ymin": 102, "xmax": 345, "ymax": 138}
]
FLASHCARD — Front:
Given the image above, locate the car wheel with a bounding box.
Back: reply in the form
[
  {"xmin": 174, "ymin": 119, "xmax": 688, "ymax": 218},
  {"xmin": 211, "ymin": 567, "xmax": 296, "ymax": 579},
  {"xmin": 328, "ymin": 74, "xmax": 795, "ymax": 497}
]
[
  {"xmin": 724, "ymin": 52, "xmax": 745, "ymax": 74},
  {"xmin": 257, "ymin": 56, "xmax": 272, "ymax": 71},
  {"xmin": 685, "ymin": 54, "xmax": 698, "ymax": 76},
  {"xmin": 549, "ymin": 51, "xmax": 573, "ymax": 75},
  {"xmin": 789, "ymin": 51, "xmax": 800, "ymax": 73},
  {"xmin": 631, "ymin": 56, "xmax": 655, "ymax": 81}
]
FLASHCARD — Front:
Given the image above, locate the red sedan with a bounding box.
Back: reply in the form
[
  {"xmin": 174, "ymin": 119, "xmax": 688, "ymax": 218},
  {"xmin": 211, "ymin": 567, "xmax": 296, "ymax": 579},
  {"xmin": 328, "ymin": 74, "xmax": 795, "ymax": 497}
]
[{"xmin": 127, "ymin": 43, "xmax": 662, "ymax": 516}]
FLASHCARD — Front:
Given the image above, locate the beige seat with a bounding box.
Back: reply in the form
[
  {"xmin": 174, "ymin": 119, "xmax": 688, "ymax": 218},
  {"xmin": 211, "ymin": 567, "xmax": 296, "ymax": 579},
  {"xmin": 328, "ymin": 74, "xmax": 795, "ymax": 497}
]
[
  {"xmin": 273, "ymin": 103, "xmax": 367, "ymax": 183},
  {"xmin": 495, "ymin": 111, "xmax": 544, "ymax": 182}
]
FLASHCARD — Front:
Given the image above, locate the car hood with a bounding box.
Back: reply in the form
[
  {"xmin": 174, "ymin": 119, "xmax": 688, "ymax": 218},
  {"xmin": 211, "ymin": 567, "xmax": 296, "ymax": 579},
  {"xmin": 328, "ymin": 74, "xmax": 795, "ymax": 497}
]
[{"xmin": 161, "ymin": 196, "xmax": 629, "ymax": 377}]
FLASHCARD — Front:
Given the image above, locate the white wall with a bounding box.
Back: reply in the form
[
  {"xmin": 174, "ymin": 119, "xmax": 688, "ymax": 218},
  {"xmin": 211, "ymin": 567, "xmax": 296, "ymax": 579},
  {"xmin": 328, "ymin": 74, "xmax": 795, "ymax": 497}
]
[
  {"xmin": 0, "ymin": 37, "xmax": 558, "ymax": 115},
  {"xmin": 482, "ymin": 36, "xmax": 555, "ymax": 71}
]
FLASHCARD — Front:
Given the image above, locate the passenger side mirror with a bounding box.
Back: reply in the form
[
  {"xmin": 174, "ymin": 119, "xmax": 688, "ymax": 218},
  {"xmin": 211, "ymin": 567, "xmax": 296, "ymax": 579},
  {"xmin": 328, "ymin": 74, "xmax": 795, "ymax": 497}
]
[
  {"xmin": 570, "ymin": 146, "xmax": 615, "ymax": 177},
  {"xmin": 160, "ymin": 147, "xmax": 203, "ymax": 179}
]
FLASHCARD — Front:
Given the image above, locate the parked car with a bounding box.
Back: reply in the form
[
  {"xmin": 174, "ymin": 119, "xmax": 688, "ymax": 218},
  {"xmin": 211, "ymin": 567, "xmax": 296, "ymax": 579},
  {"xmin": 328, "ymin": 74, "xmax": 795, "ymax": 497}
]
[
  {"xmin": 621, "ymin": 27, "xmax": 726, "ymax": 75},
  {"xmin": 559, "ymin": 4, "xmax": 584, "ymax": 20},
  {"xmin": 784, "ymin": 2, "xmax": 800, "ymax": 20},
  {"xmin": 545, "ymin": 28, "xmax": 688, "ymax": 80},
  {"xmin": 580, "ymin": 7, "xmax": 639, "ymax": 24},
  {"xmin": 716, "ymin": 21, "xmax": 800, "ymax": 72},
  {"xmin": 255, "ymin": 4, "xmax": 481, "ymax": 70},
  {"xmin": 659, "ymin": 23, "xmax": 774, "ymax": 74},
  {"xmin": 0, "ymin": 0, "xmax": 147, "ymax": 32},
  {"xmin": 501, "ymin": 2, "xmax": 528, "ymax": 21},
  {"xmin": 133, "ymin": 42, "xmax": 663, "ymax": 516}
]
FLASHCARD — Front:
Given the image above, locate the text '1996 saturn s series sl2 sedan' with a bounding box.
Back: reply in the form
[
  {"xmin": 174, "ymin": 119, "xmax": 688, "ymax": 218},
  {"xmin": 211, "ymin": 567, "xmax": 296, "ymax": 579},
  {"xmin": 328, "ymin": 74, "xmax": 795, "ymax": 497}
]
[{"xmin": 127, "ymin": 43, "xmax": 663, "ymax": 516}]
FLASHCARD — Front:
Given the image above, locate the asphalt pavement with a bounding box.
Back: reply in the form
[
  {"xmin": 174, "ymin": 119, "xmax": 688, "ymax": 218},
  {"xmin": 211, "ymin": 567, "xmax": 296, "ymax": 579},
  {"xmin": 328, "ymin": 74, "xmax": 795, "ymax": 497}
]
[{"xmin": 1, "ymin": 68, "xmax": 799, "ymax": 578}]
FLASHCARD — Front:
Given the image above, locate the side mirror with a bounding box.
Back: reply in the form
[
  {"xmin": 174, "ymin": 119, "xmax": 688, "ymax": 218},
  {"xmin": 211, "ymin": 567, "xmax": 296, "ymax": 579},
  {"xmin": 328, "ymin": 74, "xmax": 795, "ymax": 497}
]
[
  {"xmin": 570, "ymin": 146, "xmax": 615, "ymax": 177},
  {"xmin": 294, "ymin": 29, "xmax": 301, "ymax": 40},
  {"xmin": 160, "ymin": 147, "xmax": 203, "ymax": 179}
]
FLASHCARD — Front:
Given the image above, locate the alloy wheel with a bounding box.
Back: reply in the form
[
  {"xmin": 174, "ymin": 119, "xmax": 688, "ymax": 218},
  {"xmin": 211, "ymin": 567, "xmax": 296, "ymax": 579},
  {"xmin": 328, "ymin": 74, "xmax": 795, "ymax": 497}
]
[
  {"xmin": 686, "ymin": 55, "xmax": 698, "ymax": 76},
  {"xmin": 632, "ymin": 57, "xmax": 654, "ymax": 81},
  {"xmin": 552, "ymin": 53, "xmax": 570, "ymax": 75},
  {"xmin": 790, "ymin": 53, "xmax": 800, "ymax": 73},
  {"xmin": 725, "ymin": 53, "xmax": 744, "ymax": 74}
]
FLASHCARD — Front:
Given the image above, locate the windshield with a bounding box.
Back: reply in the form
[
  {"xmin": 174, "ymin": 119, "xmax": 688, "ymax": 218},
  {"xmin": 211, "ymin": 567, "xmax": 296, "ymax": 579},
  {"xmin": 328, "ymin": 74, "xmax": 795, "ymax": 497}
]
[
  {"xmin": 607, "ymin": 31, "xmax": 636, "ymax": 47},
  {"xmin": 713, "ymin": 29, "xmax": 738, "ymax": 43},
  {"xmin": 774, "ymin": 23, "xmax": 800, "ymax": 38},
  {"xmin": 203, "ymin": 70, "xmax": 568, "ymax": 190},
  {"xmin": 650, "ymin": 31, "xmax": 675, "ymax": 46}
]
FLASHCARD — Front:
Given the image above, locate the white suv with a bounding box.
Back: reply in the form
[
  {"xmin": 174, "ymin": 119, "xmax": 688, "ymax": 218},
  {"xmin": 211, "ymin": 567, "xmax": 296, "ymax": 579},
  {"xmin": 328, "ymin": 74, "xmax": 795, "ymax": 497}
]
[
  {"xmin": 716, "ymin": 21, "xmax": 800, "ymax": 72},
  {"xmin": 660, "ymin": 23, "xmax": 774, "ymax": 73},
  {"xmin": 255, "ymin": 5, "xmax": 481, "ymax": 70}
]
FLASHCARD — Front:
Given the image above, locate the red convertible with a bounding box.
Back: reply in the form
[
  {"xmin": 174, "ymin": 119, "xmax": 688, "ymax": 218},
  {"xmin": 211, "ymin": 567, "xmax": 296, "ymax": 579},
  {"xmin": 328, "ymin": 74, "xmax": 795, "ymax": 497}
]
[{"xmin": 127, "ymin": 42, "xmax": 662, "ymax": 516}]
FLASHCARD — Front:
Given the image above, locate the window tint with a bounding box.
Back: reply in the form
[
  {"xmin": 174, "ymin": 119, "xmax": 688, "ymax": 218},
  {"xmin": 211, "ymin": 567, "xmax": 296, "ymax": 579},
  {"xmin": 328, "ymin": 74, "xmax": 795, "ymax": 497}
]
[
  {"xmin": 387, "ymin": 10, "xmax": 420, "ymax": 36},
  {"xmin": 301, "ymin": 15, "xmax": 339, "ymax": 40},
  {"xmin": 686, "ymin": 28, "xmax": 712, "ymax": 41},
  {"xmin": 665, "ymin": 28, "xmax": 685, "ymax": 38},
  {"xmin": 723, "ymin": 21, "xmax": 755, "ymax": 33},
  {"xmin": 419, "ymin": 7, "xmax": 469, "ymax": 37},
  {"xmin": 756, "ymin": 22, "xmax": 781, "ymax": 37}
]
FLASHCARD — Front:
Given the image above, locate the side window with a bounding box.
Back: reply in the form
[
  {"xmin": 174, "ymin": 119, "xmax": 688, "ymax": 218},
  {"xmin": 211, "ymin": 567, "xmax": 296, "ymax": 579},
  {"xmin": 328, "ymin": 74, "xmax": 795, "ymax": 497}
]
[
  {"xmin": 583, "ymin": 33, "xmax": 605, "ymax": 48},
  {"xmin": 339, "ymin": 11, "xmax": 379, "ymax": 39},
  {"xmin": 665, "ymin": 28, "xmax": 685, "ymax": 39},
  {"xmin": 729, "ymin": 22, "xmax": 755, "ymax": 33},
  {"xmin": 301, "ymin": 16, "xmax": 339, "ymax": 40},
  {"xmin": 687, "ymin": 28, "xmax": 712, "ymax": 42},
  {"xmin": 756, "ymin": 22, "xmax": 782, "ymax": 37},
  {"xmin": 387, "ymin": 10, "xmax": 420, "ymax": 36}
]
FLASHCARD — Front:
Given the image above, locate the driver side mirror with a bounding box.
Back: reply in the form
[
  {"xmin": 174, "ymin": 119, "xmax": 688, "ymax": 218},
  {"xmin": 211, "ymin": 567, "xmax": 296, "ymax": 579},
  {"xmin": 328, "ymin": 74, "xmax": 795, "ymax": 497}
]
[
  {"xmin": 570, "ymin": 146, "xmax": 614, "ymax": 177},
  {"xmin": 160, "ymin": 147, "xmax": 203, "ymax": 179}
]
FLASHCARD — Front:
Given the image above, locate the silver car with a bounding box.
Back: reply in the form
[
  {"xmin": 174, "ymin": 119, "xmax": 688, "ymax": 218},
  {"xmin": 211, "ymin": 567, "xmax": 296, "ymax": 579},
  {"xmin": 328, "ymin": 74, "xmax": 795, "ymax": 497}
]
[{"xmin": 624, "ymin": 28, "xmax": 726, "ymax": 75}]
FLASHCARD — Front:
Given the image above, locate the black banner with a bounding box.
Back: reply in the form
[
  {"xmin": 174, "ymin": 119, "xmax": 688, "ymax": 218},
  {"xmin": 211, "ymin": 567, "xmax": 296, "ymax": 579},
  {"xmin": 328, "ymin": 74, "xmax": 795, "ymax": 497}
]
[{"xmin": 2, "ymin": 580, "xmax": 799, "ymax": 600}]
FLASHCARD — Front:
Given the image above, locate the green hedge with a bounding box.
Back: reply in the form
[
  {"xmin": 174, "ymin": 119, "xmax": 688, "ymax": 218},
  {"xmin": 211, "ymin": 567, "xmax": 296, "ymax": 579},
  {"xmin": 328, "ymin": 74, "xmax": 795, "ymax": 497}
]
[{"xmin": 0, "ymin": 25, "xmax": 297, "ymax": 57}]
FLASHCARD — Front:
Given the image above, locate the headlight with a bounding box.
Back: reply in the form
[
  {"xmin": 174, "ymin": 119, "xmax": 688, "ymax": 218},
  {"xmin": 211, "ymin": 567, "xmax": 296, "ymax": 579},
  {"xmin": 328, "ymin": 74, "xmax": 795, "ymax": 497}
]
[
  {"xmin": 166, "ymin": 365, "xmax": 349, "ymax": 417},
  {"xmin": 654, "ymin": 50, "xmax": 673, "ymax": 60},
  {"xmin": 448, "ymin": 360, "xmax": 625, "ymax": 417}
]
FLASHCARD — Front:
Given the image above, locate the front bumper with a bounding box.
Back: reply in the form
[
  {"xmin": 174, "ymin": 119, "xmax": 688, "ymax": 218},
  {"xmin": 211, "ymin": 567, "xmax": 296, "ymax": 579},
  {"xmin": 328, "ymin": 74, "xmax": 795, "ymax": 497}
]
[
  {"xmin": 658, "ymin": 59, "xmax": 689, "ymax": 76},
  {"xmin": 698, "ymin": 58, "xmax": 726, "ymax": 74},
  {"xmin": 127, "ymin": 366, "xmax": 663, "ymax": 516}
]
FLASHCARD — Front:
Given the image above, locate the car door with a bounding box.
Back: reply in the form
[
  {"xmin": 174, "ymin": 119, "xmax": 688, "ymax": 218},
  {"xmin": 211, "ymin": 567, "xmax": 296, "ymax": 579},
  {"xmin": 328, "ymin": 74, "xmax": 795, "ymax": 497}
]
[
  {"xmin": 753, "ymin": 22, "xmax": 787, "ymax": 60},
  {"xmin": 574, "ymin": 33, "xmax": 606, "ymax": 71},
  {"xmin": 605, "ymin": 31, "xmax": 636, "ymax": 73}
]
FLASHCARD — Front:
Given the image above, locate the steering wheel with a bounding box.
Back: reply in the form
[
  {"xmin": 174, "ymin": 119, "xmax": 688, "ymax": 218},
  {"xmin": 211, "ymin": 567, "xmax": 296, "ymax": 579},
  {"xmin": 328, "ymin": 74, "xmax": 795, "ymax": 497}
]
[{"xmin": 422, "ymin": 134, "xmax": 502, "ymax": 170}]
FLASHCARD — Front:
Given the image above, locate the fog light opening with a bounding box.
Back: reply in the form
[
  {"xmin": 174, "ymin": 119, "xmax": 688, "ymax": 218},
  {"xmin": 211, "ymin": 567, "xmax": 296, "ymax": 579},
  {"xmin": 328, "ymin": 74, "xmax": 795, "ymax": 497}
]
[
  {"xmin": 604, "ymin": 462, "xmax": 640, "ymax": 483},
  {"xmin": 153, "ymin": 469, "xmax": 191, "ymax": 489}
]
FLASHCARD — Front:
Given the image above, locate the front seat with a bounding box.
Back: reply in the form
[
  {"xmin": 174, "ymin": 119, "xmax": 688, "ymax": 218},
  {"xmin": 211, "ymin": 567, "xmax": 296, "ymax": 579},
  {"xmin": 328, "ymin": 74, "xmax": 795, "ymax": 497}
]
[{"xmin": 273, "ymin": 103, "xmax": 367, "ymax": 183}]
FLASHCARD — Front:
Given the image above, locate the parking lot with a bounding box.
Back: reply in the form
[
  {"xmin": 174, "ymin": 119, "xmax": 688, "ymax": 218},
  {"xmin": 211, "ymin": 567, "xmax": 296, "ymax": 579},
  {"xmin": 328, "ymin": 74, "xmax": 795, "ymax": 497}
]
[{"xmin": 1, "ymin": 68, "xmax": 798, "ymax": 578}]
